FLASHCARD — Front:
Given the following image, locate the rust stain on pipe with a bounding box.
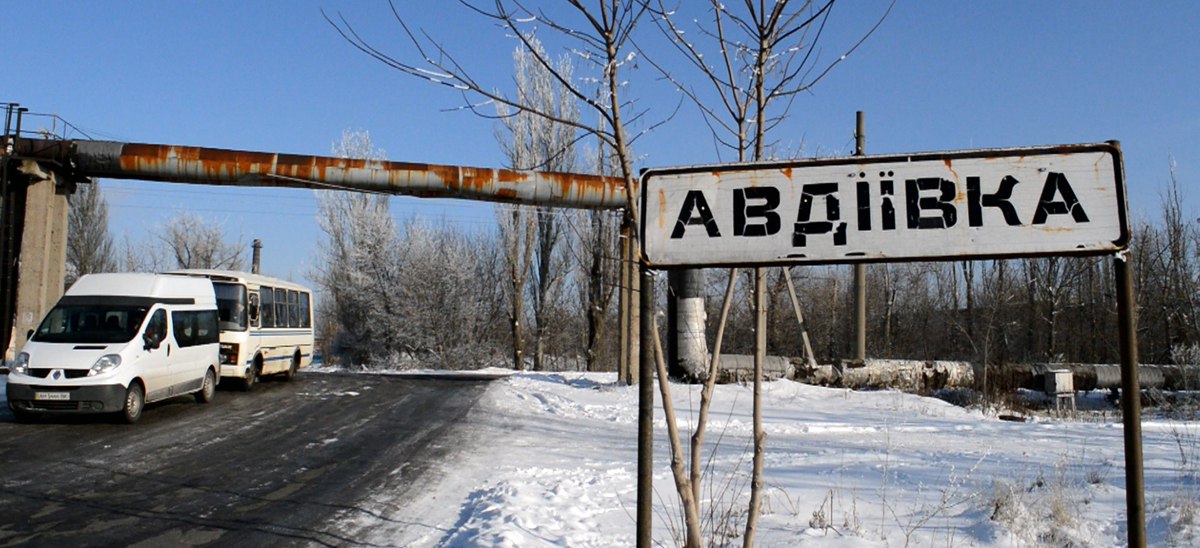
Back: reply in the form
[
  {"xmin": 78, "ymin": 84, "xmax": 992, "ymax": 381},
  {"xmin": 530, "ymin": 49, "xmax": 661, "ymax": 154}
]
[{"xmin": 7, "ymin": 138, "xmax": 629, "ymax": 210}]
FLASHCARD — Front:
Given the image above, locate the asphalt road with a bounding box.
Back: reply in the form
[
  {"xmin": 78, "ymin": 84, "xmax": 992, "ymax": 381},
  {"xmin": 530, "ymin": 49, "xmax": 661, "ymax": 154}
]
[{"xmin": 0, "ymin": 372, "xmax": 494, "ymax": 547}]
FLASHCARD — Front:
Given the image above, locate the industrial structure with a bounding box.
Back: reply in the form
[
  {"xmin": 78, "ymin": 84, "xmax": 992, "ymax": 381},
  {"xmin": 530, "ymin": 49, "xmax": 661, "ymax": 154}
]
[{"xmin": 0, "ymin": 104, "xmax": 628, "ymax": 359}]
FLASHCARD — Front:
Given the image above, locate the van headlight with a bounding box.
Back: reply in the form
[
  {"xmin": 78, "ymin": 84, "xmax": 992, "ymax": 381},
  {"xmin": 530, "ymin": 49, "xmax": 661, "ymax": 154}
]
[
  {"xmin": 12, "ymin": 352, "xmax": 29, "ymax": 375},
  {"xmin": 88, "ymin": 354, "xmax": 122, "ymax": 377}
]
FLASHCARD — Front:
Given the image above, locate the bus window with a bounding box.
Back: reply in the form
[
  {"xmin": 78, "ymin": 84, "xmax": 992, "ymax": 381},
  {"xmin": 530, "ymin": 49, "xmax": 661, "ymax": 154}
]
[
  {"xmin": 299, "ymin": 292, "xmax": 311, "ymax": 328},
  {"xmin": 275, "ymin": 288, "xmax": 287, "ymax": 328},
  {"xmin": 213, "ymin": 282, "xmax": 248, "ymax": 331},
  {"xmin": 260, "ymin": 287, "xmax": 275, "ymax": 328},
  {"xmin": 248, "ymin": 291, "xmax": 261, "ymax": 328},
  {"xmin": 288, "ymin": 290, "xmax": 299, "ymax": 328}
]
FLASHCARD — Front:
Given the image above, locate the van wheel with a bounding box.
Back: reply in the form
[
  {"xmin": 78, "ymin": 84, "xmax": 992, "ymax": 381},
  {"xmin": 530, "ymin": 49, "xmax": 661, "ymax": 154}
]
[
  {"xmin": 121, "ymin": 383, "xmax": 145, "ymax": 424},
  {"xmin": 241, "ymin": 361, "xmax": 259, "ymax": 392},
  {"xmin": 284, "ymin": 353, "xmax": 300, "ymax": 381},
  {"xmin": 195, "ymin": 369, "xmax": 217, "ymax": 403}
]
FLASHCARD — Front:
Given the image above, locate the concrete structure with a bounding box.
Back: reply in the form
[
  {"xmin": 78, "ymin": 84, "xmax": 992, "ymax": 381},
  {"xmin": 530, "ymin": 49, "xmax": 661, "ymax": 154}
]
[
  {"xmin": 4, "ymin": 161, "xmax": 69, "ymax": 360},
  {"xmin": 0, "ymin": 134, "xmax": 632, "ymax": 363}
]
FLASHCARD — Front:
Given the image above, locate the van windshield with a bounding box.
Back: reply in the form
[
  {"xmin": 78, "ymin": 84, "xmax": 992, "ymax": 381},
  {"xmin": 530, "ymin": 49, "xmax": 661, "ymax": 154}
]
[
  {"xmin": 32, "ymin": 300, "xmax": 151, "ymax": 344},
  {"xmin": 213, "ymin": 282, "xmax": 247, "ymax": 331}
]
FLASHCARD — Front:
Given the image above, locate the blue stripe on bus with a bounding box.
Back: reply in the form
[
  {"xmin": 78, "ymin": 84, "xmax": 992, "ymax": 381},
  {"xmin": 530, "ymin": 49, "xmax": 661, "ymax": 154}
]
[{"xmin": 244, "ymin": 353, "xmax": 313, "ymax": 366}]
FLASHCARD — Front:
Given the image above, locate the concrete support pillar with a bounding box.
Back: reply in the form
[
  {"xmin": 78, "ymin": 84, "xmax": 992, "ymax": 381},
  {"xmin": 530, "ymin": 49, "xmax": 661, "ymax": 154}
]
[
  {"xmin": 6, "ymin": 161, "xmax": 69, "ymax": 358},
  {"xmin": 668, "ymin": 268, "xmax": 709, "ymax": 380}
]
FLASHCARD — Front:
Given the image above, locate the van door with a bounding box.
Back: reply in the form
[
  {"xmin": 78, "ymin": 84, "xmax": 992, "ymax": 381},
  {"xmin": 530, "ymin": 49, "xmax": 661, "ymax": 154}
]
[
  {"xmin": 139, "ymin": 309, "xmax": 173, "ymax": 402},
  {"xmin": 170, "ymin": 309, "xmax": 218, "ymax": 394}
]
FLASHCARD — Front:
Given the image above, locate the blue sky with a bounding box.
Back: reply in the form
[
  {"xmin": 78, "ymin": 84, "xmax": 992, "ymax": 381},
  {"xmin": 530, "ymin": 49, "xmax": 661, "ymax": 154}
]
[{"xmin": 4, "ymin": 1, "xmax": 1197, "ymax": 286}]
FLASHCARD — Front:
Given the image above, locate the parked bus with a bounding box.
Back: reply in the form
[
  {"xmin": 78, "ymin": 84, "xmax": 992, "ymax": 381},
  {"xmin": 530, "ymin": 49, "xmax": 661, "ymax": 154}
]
[{"xmin": 167, "ymin": 270, "xmax": 313, "ymax": 391}]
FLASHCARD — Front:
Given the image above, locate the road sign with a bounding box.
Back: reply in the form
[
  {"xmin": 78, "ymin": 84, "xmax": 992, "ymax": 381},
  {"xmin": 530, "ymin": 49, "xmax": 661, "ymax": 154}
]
[{"xmin": 639, "ymin": 143, "xmax": 1126, "ymax": 268}]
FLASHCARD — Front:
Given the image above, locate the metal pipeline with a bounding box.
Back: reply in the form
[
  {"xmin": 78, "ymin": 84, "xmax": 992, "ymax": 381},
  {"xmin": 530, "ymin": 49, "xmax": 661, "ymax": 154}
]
[{"xmin": 5, "ymin": 137, "xmax": 630, "ymax": 210}]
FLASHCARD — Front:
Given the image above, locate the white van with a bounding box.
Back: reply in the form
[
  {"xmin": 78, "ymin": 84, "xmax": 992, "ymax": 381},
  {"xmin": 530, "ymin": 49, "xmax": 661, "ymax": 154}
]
[{"xmin": 6, "ymin": 273, "xmax": 221, "ymax": 423}]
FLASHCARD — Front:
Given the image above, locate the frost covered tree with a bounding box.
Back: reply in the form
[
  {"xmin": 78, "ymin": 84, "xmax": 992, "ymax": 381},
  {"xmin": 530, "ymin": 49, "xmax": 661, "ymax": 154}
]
[
  {"xmin": 574, "ymin": 142, "xmax": 623, "ymax": 372},
  {"xmin": 65, "ymin": 180, "xmax": 116, "ymax": 286},
  {"xmin": 327, "ymin": 0, "xmax": 649, "ymax": 380},
  {"xmin": 645, "ymin": 1, "xmax": 892, "ymax": 542},
  {"xmin": 315, "ymin": 129, "xmax": 509, "ymax": 368},
  {"xmin": 496, "ymin": 34, "xmax": 579, "ymax": 371},
  {"xmin": 313, "ymin": 129, "xmax": 398, "ymax": 365},
  {"xmin": 394, "ymin": 219, "xmax": 505, "ymax": 368}
]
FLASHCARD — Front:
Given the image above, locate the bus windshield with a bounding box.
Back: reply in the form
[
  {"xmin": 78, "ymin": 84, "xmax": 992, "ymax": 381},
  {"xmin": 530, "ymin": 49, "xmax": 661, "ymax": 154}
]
[
  {"xmin": 213, "ymin": 282, "xmax": 248, "ymax": 331},
  {"xmin": 32, "ymin": 300, "xmax": 151, "ymax": 344}
]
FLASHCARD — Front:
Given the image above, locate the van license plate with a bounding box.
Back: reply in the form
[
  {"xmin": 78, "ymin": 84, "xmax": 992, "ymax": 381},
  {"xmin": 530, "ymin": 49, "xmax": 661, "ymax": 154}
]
[{"xmin": 34, "ymin": 392, "xmax": 70, "ymax": 401}]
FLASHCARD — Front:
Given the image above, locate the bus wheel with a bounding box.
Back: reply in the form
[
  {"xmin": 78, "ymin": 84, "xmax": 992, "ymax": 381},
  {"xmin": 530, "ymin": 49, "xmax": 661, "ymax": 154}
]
[
  {"xmin": 120, "ymin": 382, "xmax": 145, "ymax": 424},
  {"xmin": 284, "ymin": 352, "xmax": 300, "ymax": 381},
  {"xmin": 241, "ymin": 360, "xmax": 259, "ymax": 392},
  {"xmin": 195, "ymin": 368, "xmax": 217, "ymax": 403}
]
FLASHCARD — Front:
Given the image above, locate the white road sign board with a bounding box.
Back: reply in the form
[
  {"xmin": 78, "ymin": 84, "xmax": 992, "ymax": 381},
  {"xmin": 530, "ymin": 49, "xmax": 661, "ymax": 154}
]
[{"xmin": 639, "ymin": 143, "xmax": 1127, "ymax": 268}]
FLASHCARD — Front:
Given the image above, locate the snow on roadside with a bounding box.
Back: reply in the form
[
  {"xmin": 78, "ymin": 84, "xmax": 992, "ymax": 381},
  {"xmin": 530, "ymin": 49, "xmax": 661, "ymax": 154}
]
[
  {"xmin": 2, "ymin": 361, "xmax": 1195, "ymax": 545},
  {"xmin": 247, "ymin": 369, "xmax": 1200, "ymax": 545}
]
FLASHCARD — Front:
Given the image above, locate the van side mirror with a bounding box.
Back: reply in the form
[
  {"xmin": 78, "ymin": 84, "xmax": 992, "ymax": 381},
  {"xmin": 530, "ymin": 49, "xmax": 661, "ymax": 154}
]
[
  {"xmin": 26, "ymin": 329, "xmax": 33, "ymax": 341},
  {"xmin": 249, "ymin": 302, "xmax": 259, "ymax": 320}
]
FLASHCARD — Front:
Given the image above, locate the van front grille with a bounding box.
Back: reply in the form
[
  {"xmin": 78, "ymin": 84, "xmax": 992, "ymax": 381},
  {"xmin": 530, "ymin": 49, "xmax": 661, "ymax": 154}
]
[
  {"xmin": 31, "ymin": 401, "xmax": 80, "ymax": 411},
  {"xmin": 27, "ymin": 369, "xmax": 90, "ymax": 379}
]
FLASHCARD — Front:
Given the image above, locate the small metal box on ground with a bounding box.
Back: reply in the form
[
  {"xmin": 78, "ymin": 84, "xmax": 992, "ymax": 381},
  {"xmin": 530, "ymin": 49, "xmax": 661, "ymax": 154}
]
[{"xmin": 1045, "ymin": 369, "xmax": 1076, "ymax": 414}]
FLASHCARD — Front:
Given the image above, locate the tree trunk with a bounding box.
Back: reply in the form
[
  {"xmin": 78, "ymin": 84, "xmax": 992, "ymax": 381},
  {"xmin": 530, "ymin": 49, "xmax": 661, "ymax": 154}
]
[
  {"xmin": 744, "ymin": 267, "xmax": 767, "ymax": 547},
  {"xmin": 691, "ymin": 268, "xmax": 738, "ymax": 509},
  {"xmin": 511, "ymin": 293, "xmax": 525, "ymax": 371},
  {"xmin": 649, "ymin": 305, "xmax": 703, "ymax": 547},
  {"xmin": 618, "ymin": 219, "xmax": 631, "ymax": 382}
]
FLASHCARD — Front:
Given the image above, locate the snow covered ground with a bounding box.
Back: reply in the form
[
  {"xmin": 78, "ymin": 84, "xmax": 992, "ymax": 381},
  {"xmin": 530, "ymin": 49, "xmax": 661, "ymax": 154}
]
[
  {"xmin": 327, "ymin": 369, "xmax": 1199, "ymax": 547},
  {"xmin": 5, "ymin": 369, "xmax": 1197, "ymax": 546}
]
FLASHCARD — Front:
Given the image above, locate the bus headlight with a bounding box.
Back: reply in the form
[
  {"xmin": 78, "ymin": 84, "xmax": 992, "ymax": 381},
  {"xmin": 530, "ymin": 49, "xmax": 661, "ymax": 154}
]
[
  {"xmin": 12, "ymin": 352, "xmax": 29, "ymax": 375},
  {"xmin": 88, "ymin": 354, "xmax": 122, "ymax": 377}
]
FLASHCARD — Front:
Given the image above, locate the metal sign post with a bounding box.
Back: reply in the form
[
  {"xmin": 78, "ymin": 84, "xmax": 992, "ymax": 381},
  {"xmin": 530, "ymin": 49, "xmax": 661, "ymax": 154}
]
[
  {"xmin": 1116, "ymin": 251, "xmax": 1146, "ymax": 547},
  {"xmin": 853, "ymin": 111, "xmax": 867, "ymax": 361}
]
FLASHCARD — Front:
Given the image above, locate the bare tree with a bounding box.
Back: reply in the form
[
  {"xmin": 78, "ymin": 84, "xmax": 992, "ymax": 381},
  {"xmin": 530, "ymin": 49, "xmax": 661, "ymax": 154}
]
[
  {"xmin": 497, "ymin": 204, "xmax": 535, "ymax": 370},
  {"xmin": 497, "ymin": 34, "xmax": 580, "ymax": 371},
  {"xmin": 118, "ymin": 213, "xmax": 241, "ymax": 272},
  {"xmin": 1146, "ymin": 157, "xmax": 1199, "ymax": 362},
  {"xmin": 325, "ymin": 1, "xmax": 892, "ymax": 542},
  {"xmin": 65, "ymin": 180, "xmax": 116, "ymax": 286},
  {"xmin": 324, "ymin": 0, "xmax": 700, "ymax": 538},
  {"xmin": 325, "ymin": 0, "xmax": 654, "ymax": 376},
  {"xmin": 157, "ymin": 213, "xmax": 245, "ymax": 270},
  {"xmin": 119, "ymin": 234, "xmax": 168, "ymax": 273},
  {"xmin": 574, "ymin": 206, "xmax": 622, "ymax": 371},
  {"xmin": 645, "ymin": 1, "xmax": 891, "ymax": 542}
]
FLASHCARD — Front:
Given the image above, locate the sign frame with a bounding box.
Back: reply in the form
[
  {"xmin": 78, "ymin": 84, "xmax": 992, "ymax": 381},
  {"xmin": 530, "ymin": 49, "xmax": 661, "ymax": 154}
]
[{"xmin": 639, "ymin": 142, "xmax": 1127, "ymax": 269}]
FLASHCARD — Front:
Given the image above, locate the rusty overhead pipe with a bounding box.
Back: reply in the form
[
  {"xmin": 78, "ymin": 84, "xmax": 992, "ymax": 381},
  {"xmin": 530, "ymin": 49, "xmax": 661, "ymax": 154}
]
[{"xmin": 4, "ymin": 137, "xmax": 630, "ymax": 210}]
